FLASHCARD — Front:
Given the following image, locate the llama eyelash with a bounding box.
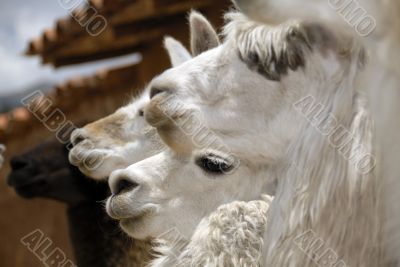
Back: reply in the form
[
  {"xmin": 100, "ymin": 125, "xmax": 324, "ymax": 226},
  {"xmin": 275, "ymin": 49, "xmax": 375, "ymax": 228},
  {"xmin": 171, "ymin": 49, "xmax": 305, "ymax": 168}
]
[{"xmin": 195, "ymin": 154, "xmax": 233, "ymax": 175}]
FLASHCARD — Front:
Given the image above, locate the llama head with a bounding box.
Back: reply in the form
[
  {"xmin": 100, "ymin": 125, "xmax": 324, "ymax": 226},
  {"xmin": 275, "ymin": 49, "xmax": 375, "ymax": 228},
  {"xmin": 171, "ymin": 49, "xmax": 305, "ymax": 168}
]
[
  {"xmin": 8, "ymin": 138, "xmax": 108, "ymax": 206},
  {"xmin": 144, "ymin": 11, "xmax": 353, "ymax": 164},
  {"xmin": 69, "ymin": 90, "xmax": 164, "ymax": 180},
  {"xmin": 68, "ymin": 38, "xmax": 192, "ymax": 180},
  {"xmin": 106, "ymin": 149, "xmax": 268, "ymax": 240},
  {"xmin": 105, "ymin": 11, "xmax": 357, "ymax": 241}
]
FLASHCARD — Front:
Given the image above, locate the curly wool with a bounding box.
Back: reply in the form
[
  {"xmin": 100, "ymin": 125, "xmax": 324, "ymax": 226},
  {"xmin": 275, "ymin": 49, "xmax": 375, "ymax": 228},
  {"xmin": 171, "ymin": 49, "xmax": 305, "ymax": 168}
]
[{"xmin": 149, "ymin": 195, "xmax": 272, "ymax": 267}]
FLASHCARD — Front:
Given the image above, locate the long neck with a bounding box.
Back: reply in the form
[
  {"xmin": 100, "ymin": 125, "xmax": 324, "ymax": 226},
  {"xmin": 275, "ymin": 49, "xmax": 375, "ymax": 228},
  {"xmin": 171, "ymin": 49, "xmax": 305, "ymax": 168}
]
[
  {"xmin": 363, "ymin": 7, "xmax": 400, "ymax": 264},
  {"xmin": 67, "ymin": 202, "xmax": 153, "ymax": 267},
  {"xmin": 263, "ymin": 55, "xmax": 383, "ymax": 266}
]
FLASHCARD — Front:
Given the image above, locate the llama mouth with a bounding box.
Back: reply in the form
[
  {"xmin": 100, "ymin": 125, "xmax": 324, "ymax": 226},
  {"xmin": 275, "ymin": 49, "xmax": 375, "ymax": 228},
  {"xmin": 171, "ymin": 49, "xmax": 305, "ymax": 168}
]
[
  {"xmin": 107, "ymin": 195, "xmax": 144, "ymax": 219},
  {"xmin": 69, "ymin": 147, "xmax": 107, "ymax": 168},
  {"xmin": 119, "ymin": 210, "xmax": 152, "ymax": 228},
  {"xmin": 13, "ymin": 179, "xmax": 48, "ymax": 198},
  {"xmin": 120, "ymin": 214, "xmax": 146, "ymax": 225},
  {"xmin": 108, "ymin": 198, "xmax": 156, "ymax": 223}
]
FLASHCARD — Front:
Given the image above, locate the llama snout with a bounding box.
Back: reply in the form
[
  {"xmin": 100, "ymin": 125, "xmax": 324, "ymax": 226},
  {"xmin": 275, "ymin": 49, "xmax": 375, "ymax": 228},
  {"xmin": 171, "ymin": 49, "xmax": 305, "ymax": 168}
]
[{"xmin": 109, "ymin": 170, "xmax": 141, "ymax": 196}]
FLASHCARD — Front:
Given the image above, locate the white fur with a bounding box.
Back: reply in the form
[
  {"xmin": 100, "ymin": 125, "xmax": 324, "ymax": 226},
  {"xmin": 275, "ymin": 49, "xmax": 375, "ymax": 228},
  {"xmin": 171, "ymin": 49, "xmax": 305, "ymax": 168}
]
[
  {"xmin": 149, "ymin": 195, "xmax": 273, "ymax": 267},
  {"xmin": 164, "ymin": 37, "xmax": 192, "ymax": 67},
  {"xmin": 190, "ymin": 11, "xmax": 220, "ymax": 56},
  {"xmin": 106, "ymin": 11, "xmax": 378, "ymax": 266},
  {"xmin": 232, "ymin": 0, "xmax": 381, "ymax": 36},
  {"xmin": 223, "ymin": 12, "xmax": 382, "ymax": 266},
  {"xmin": 234, "ymin": 1, "xmax": 400, "ymax": 265},
  {"xmin": 107, "ymin": 149, "xmax": 268, "ymax": 241}
]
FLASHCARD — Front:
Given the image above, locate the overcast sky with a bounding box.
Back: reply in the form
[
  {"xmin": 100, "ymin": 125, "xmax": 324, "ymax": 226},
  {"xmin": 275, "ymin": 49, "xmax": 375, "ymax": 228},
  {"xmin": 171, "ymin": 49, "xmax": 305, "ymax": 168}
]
[{"xmin": 0, "ymin": 0, "xmax": 140, "ymax": 97}]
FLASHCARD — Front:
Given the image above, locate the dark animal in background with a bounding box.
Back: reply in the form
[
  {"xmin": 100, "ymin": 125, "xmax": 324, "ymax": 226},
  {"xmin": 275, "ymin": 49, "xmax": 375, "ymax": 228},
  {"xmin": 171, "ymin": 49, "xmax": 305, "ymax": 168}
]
[{"xmin": 7, "ymin": 138, "xmax": 152, "ymax": 267}]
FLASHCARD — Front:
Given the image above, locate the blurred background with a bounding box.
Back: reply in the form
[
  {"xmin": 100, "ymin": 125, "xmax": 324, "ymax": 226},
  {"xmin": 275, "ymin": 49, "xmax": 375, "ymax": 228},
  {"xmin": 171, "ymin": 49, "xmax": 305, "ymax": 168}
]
[{"xmin": 0, "ymin": 0, "xmax": 230, "ymax": 265}]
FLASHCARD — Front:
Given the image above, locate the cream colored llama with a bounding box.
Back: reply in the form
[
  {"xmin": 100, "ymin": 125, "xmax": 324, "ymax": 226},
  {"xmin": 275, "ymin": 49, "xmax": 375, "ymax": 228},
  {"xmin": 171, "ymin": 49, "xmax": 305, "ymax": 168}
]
[
  {"xmin": 106, "ymin": 10, "xmax": 379, "ymax": 266},
  {"xmin": 69, "ymin": 37, "xmax": 192, "ymax": 180},
  {"xmin": 233, "ymin": 1, "xmax": 400, "ymax": 264},
  {"xmin": 69, "ymin": 88, "xmax": 163, "ymax": 179}
]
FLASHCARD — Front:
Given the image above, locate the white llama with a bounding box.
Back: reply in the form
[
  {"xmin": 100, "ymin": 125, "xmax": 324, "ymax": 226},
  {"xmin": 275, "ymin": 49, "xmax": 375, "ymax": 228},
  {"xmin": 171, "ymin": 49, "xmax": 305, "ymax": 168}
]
[
  {"xmin": 106, "ymin": 10, "xmax": 378, "ymax": 266},
  {"xmin": 233, "ymin": 0, "xmax": 400, "ymax": 264}
]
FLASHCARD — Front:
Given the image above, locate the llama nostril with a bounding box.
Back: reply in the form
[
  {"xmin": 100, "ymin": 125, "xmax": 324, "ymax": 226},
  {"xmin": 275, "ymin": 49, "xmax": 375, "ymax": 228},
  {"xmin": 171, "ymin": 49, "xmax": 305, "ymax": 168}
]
[
  {"xmin": 73, "ymin": 136, "xmax": 85, "ymax": 146},
  {"xmin": 71, "ymin": 130, "xmax": 88, "ymax": 146},
  {"xmin": 10, "ymin": 157, "xmax": 30, "ymax": 170},
  {"xmin": 150, "ymin": 87, "xmax": 168, "ymax": 99},
  {"xmin": 115, "ymin": 178, "xmax": 139, "ymax": 195}
]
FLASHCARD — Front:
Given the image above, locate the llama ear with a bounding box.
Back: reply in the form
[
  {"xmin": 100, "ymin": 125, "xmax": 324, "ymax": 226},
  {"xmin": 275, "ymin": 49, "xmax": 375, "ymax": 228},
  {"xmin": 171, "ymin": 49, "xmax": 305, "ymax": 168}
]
[
  {"xmin": 164, "ymin": 36, "xmax": 192, "ymax": 67},
  {"xmin": 189, "ymin": 11, "xmax": 220, "ymax": 56}
]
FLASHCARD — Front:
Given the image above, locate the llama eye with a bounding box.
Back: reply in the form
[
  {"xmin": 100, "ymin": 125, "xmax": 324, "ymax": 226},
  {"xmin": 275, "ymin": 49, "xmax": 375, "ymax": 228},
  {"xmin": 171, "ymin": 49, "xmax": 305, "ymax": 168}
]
[
  {"xmin": 138, "ymin": 109, "xmax": 144, "ymax": 117},
  {"xmin": 196, "ymin": 155, "xmax": 232, "ymax": 175}
]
